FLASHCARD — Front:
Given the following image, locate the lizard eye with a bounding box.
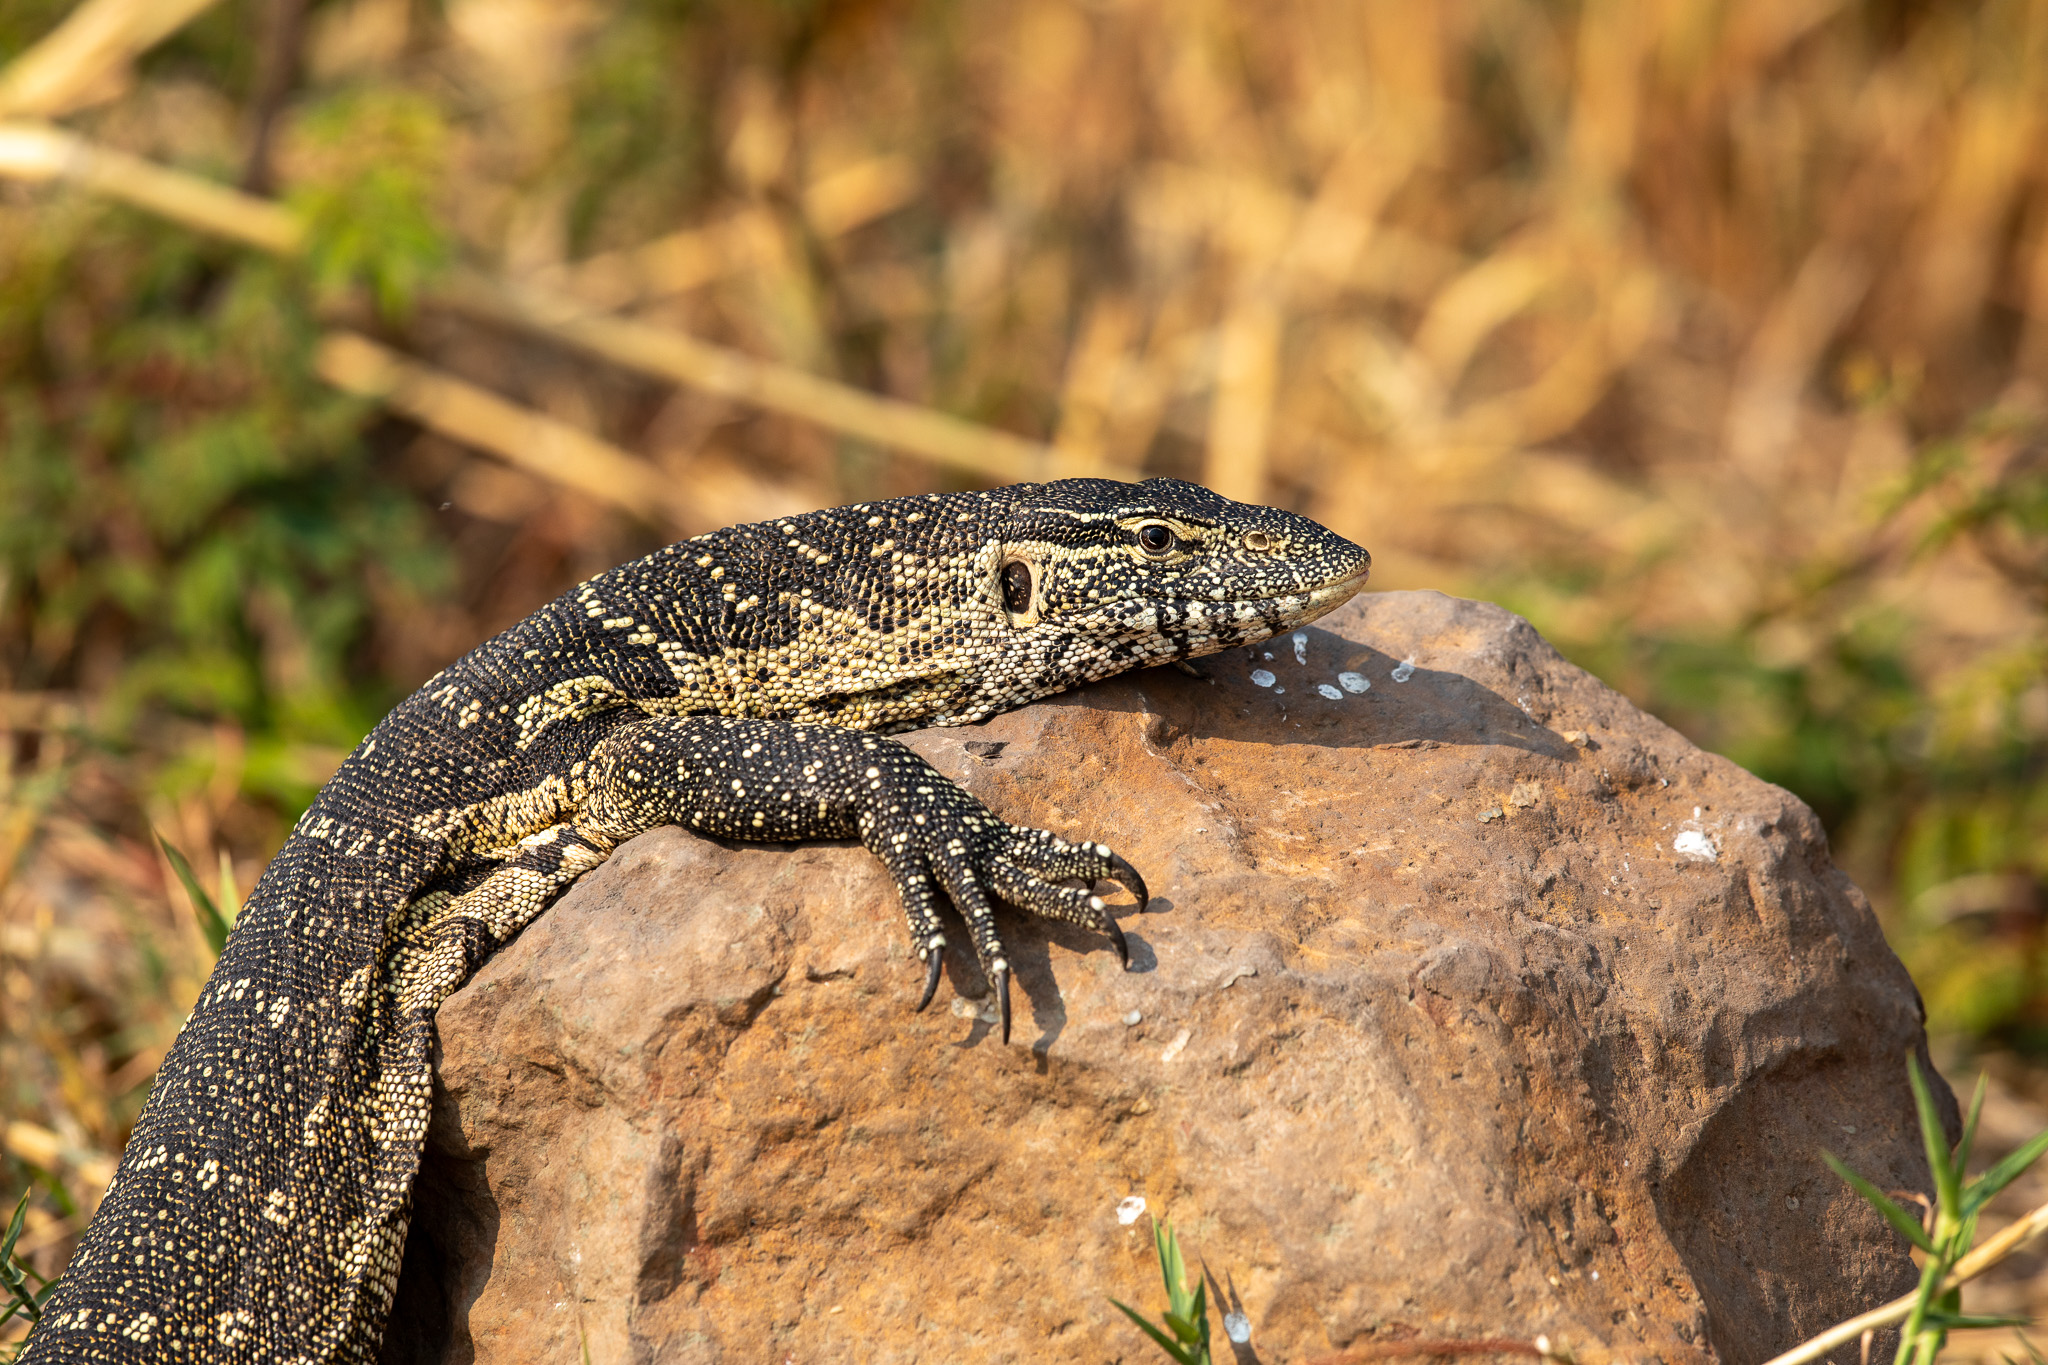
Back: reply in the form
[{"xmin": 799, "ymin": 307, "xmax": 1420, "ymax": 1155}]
[
  {"xmin": 1136, "ymin": 522, "xmax": 1176, "ymax": 557},
  {"xmin": 1001, "ymin": 559, "xmax": 1034, "ymax": 614}
]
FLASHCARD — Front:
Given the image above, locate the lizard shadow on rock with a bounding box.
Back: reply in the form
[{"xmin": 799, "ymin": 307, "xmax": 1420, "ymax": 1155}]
[
  {"xmin": 1082, "ymin": 625, "xmax": 1580, "ymax": 763},
  {"xmin": 934, "ymin": 899, "xmax": 1151, "ymax": 1059},
  {"xmin": 378, "ymin": 1114, "xmax": 497, "ymax": 1365},
  {"xmin": 1016, "ymin": 908, "xmax": 1155, "ymax": 1062}
]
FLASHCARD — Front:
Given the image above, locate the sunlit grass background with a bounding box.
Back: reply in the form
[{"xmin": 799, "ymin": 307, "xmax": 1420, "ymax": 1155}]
[{"xmin": 2, "ymin": 0, "xmax": 2046, "ymax": 1350}]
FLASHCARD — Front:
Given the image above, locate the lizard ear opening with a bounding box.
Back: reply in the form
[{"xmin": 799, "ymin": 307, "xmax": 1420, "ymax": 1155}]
[{"xmin": 1000, "ymin": 557, "xmax": 1042, "ymax": 628}]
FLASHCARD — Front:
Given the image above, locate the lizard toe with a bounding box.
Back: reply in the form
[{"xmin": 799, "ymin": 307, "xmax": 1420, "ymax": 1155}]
[
  {"xmin": 877, "ymin": 850, "xmax": 953, "ymax": 1013},
  {"xmin": 992, "ymin": 958, "xmax": 1012, "ymax": 1043},
  {"xmin": 985, "ymin": 861, "xmax": 1129, "ymax": 968},
  {"xmin": 1105, "ymin": 851, "xmax": 1149, "ymax": 913},
  {"xmin": 990, "ymin": 831, "xmax": 1144, "ymax": 967},
  {"xmin": 999, "ymin": 827, "xmax": 1135, "ymax": 887},
  {"xmin": 931, "ymin": 846, "xmax": 1015, "ymax": 1022},
  {"xmin": 915, "ymin": 945, "xmax": 945, "ymax": 1012},
  {"xmin": 1104, "ymin": 910, "xmax": 1131, "ymax": 970}
]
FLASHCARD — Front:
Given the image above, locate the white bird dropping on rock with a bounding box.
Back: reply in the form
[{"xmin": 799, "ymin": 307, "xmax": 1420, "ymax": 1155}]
[
  {"xmin": 1250, "ymin": 669, "xmax": 1276, "ymax": 687},
  {"xmin": 1224, "ymin": 1311, "xmax": 1251, "ymax": 1343},
  {"xmin": 1292, "ymin": 632, "xmax": 1308, "ymax": 664},
  {"xmin": 1116, "ymin": 1195, "xmax": 1147, "ymax": 1225},
  {"xmin": 1391, "ymin": 656, "xmax": 1416, "ymax": 682},
  {"xmin": 1673, "ymin": 828, "xmax": 1718, "ymax": 861},
  {"xmin": 1337, "ymin": 671, "xmax": 1369, "ymax": 693},
  {"xmin": 1317, "ymin": 684, "xmax": 1344, "ymax": 700}
]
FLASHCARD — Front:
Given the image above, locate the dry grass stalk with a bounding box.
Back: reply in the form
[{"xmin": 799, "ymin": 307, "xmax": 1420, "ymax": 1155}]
[
  {"xmin": 0, "ymin": 124, "xmax": 1064, "ymax": 491},
  {"xmin": 441, "ymin": 273, "xmax": 1070, "ymax": 485},
  {"xmin": 0, "ymin": 122, "xmax": 299, "ymax": 252},
  {"xmin": 0, "ymin": 695, "xmax": 83, "ymax": 731},
  {"xmin": 0, "ymin": 1123, "xmax": 113, "ymax": 1196},
  {"xmin": 0, "ymin": 0, "xmax": 222, "ymax": 120},
  {"xmin": 312, "ymin": 331, "xmax": 689, "ymax": 527},
  {"xmin": 315, "ymin": 331, "xmax": 816, "ymax": 533},
  {"xmin": 531, "ymin": 154, "xmax": 919, "ymax": 310}
]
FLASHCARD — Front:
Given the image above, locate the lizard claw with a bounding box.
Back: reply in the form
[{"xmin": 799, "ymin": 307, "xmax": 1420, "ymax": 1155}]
[
  {"xmin": 915, "ymin": 949, "xmax": 944, "ymax": 1013},
  {"xmin": 1106, "ymin": 851, "xmax": 1150, "ymax": 913},
  {"xmin": 1103, "ymin": 911, "xmax": 1131, "ymax": 971},
  {"xmin": 993, "ymin": 959, "xmax": 1011, "ymax": 1043}
]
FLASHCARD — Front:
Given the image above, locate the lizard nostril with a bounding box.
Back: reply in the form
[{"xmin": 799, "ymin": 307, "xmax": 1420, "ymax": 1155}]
[{"xmin": 1245, "ymin": 531, "xmax": 1272, "ymax": 551}]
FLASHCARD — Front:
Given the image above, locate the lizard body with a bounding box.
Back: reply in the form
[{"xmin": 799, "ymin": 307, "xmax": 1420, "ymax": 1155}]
[{"xmin": 22, "ymin": 477, "xmax": 1369, "ymax": 1363}]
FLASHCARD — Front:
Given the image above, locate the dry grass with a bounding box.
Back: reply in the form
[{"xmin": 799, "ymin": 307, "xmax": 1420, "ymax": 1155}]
[{"xmin": 4, "ymin": 0, "xmax": 2048, "ymax": 1350}]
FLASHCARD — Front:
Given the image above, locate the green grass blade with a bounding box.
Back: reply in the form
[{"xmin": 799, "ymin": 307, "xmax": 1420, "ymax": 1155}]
[
  {"xmin": 217, "ymin": 848, "xmax": 241, "ymax": 928},
  {"xmin": 1155, "ymin": 1219, "xmax": 1181, "ymax": 1300},
  {"xmin": 1116, "ymin": 1215, "xmax": 1210, "ymax": 1364},
  {"xmin": 1926, "ymin": 1312, "xmax": 2032, "ymax": 1331},
  {"xmin": 1955, "ymin": 1074, "xmax": 1987, "ymax": 1178},
  {"xmin": 157, "ymin": 832, "xmax": 229, "ymax": 956},
  {"xmin": 1965, "ymin": 1125, "xmax": 2048, "ymax": 1216},
  {"xmin": 1166, "ymin": 1281, "xmax": 1212, "ymax": 1351},
  {"xmin": 1893, "ymin": 1247, "xmax": 1950, "ymax": 1365},
  {"xmin": 1824, "ymin": 1151, "xmax": 1935, "ymax": 1252},
  {"xmin": 0, "ymin": 1196, "xmax": 37, "ymax": 1329},
  {"xmin": 1958, "ymin": 1209, "xmax": 1981, "ymax": 1265},
  {"xmin": 0, "ymin": 1271, "xmax": 38, "ymax": 1328},
  {"xmin": 1112, "ymin": 1298, "xmax": 1200, "ymax": 1365},
  {"xmin": 1, "ymin": 1194, "xmax": 25, "ymax": 1263},
  {"xmin": 1909, "ymin": 1054, "xmax": 1961, "ymax": 1218}
]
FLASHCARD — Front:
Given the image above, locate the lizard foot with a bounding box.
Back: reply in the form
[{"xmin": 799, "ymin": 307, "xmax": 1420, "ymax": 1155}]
[{"xmin": 871, "ymin": 786, "xmax": 1145, "ymax": 1042}]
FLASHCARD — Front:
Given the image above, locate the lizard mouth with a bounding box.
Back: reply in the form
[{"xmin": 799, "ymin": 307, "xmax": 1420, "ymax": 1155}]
[
  {"xmin": 1295, "ymin": 561, "xmax": 1373, "ymax": 610},
  {"xmin": 1139, "ymin": 561, "xmax": 1370, "ymax": 652},
  {"xmin": 1240, "ymin": 556, "xmax": 1373, "ymax": 619}
]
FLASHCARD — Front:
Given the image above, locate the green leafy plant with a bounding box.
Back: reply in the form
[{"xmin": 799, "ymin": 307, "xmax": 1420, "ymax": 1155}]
[
  {"xmin": 1821, "ymin": 1057, "xmax": 2048, "ymax": 1364},
  {"xmin": 286, "ymin": 89, "xmax": 453, "ymax": 321},
  {"xmin": 1, "ymin": 1191, "xmax": 60, "ymax": 1356},
  {"xmin": 1111, "ymin": 1216, "xmax": 1212, "ymax": 1365}
]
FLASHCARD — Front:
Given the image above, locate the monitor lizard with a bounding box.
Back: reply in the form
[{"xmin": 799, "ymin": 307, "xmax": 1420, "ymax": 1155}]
[{"xmin": 21, "ymin": 476, "xmax": 1370, "ymax": 1363}]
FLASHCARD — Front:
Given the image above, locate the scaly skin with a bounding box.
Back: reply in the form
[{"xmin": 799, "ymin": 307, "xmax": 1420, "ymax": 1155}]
[{"xmin": 23, "ymin": 477, "xmax": 1369, "ymax": 1363}]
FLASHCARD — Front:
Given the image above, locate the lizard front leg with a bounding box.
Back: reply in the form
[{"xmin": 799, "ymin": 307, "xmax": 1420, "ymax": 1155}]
[{"xmin": 576, "ymin": 715, "xmax": 1144, "ymax": 1040}]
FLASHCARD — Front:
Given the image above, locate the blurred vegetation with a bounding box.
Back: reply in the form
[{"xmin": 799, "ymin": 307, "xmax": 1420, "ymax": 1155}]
[{"xmin": 0, "ymin": 0, "xmax": 2046, "ymax": 1343}]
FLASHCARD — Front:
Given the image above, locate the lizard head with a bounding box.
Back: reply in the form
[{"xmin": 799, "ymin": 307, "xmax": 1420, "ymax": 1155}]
[{"xmin": 988, "ymin": 477, "xmax": 1371, "ymax": 686}]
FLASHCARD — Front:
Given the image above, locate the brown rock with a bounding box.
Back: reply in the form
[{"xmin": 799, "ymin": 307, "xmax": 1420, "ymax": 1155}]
[{"xmin": 385, "ymin": 591, "xmax": 1948, "ymax": 1365}]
